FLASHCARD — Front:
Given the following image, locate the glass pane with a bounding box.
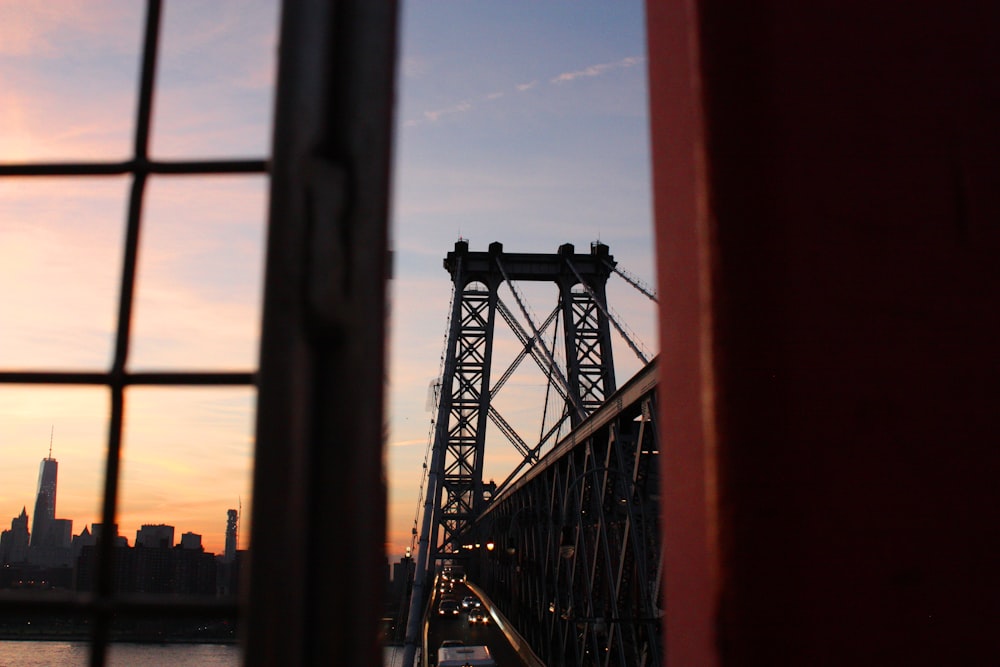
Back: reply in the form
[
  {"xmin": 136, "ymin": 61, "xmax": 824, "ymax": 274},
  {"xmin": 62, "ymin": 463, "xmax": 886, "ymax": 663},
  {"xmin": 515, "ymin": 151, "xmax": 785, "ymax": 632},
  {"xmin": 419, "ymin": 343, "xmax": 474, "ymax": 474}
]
[
  {"xmin": 118, "ymin": 387, "xmax": 254, "ymax": 575},
  {"xmin": 130, "ymin": 175, "xmax": 267, "ymax": 371},
  {"xmin": 0, "ymin": 612, "xmax": 90, "ymax": 660},
  {"xmin": 0, "ymin": 3, "xmax": 143, "ymax": 162},
  {"xmin": 0, "ymin": 177, "xmax": 128, "ymax": 369},
  {"xmin": 385, "ymin": 3, "xmax": 658, "ymax": 648},
  {"xmin": 0, "ymin": 386, "xmax": 108, "ymax": 581},
  {"xmin": 151, "ymin": 0, "xmax": 280, "ymax": 159},
  {"xmin": 106, "ymin": 640, "xmax": 240, "ymax": 665}
]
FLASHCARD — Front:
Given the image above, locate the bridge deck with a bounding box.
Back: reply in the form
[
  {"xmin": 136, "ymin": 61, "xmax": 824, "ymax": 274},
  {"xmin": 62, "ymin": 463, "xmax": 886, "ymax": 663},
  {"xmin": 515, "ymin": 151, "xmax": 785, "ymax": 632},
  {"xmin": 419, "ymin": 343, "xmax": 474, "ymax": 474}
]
[{"xmin": 425, "ymin": 577, "xmax": 537, "ymax": 667}]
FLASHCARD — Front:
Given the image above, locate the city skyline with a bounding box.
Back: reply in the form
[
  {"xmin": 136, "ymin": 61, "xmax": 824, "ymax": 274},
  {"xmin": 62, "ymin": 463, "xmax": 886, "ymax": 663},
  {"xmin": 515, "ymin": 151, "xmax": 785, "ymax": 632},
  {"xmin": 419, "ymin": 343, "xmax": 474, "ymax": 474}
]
[
  {"xmin": 1, "ymin": 449, "xmax": 242, "ymax": 557},
  {"xmin": 0, "ymin": 2, "xmax": 656, "ymax": 560}
]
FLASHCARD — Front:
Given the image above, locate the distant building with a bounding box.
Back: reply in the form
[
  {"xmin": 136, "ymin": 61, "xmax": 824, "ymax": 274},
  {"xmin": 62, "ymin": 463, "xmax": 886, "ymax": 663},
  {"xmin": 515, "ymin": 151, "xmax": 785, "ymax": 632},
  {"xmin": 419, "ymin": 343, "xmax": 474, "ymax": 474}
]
[
  {"xmin": 74, "ymin": 524, "xmax": 130, "ymax": 593},
  {"xmin": 173, "ymin": 546, "xmax": 217, "ymax": 595},
  {"xmin": 0, "ymin": 507, "xmax": 30, "ymax": 564},
  {"xmin": 216, "ymin": 550, "xmax": 245, "ymax": 598},
  {"xmin": 25, "ymin": 452, "xmax": 74, "ymax": 567},
  {"xmin": 224, "ymin": 509, "xmax": 238, "ymax": 563},
  {"xmin": 86, "ymin": 523, "xmax": 130, "ymax": 548},
  {"xmin": 136, "ymin": 524, "xmax": 175, "ymax": 549},
  {"xmin": 76, "ymin": 535, "xmax": 216, "ymax": 596},
  {"xmin": 180, "ymin": 532, "xmax": 203, "ymax": 550},
  {"xmin": 391, "ymin": 554, "xmax": 415, "ymax": 603},
  {"xmin": 30, "ymin": 456, "xmax": 58, "ymax": 548},
  {"xmin": 71, "ymin": 525, "xmax": 92, "ymax": 557}
]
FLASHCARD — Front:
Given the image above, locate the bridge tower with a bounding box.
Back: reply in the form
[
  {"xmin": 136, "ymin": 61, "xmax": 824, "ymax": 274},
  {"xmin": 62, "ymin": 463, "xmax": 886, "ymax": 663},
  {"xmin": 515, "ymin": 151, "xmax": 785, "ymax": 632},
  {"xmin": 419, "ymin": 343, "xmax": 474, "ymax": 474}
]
[{"xmin": 425, "ymin": 240, "xmax": 618, "ymax": 562}]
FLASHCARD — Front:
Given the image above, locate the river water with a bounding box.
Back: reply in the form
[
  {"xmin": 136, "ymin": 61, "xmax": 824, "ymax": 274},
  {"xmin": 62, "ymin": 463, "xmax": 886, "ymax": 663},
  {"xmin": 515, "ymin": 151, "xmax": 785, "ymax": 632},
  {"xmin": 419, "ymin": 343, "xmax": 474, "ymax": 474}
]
[
  {"xmin": 0, "ymin": 641, "xmax": 240, "ymax": 666},
  {"xmin": 0, "ymin": 641, "xmax": 408, "ymax": 666}
]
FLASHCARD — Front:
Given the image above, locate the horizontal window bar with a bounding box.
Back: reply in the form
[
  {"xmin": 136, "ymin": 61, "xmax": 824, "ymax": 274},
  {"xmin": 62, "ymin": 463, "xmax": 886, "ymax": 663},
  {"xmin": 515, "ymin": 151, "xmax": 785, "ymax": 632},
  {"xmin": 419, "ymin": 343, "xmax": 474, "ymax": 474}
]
[
  {"xmin": 0, "ymin": 159, "xmax": 268, "ymax": 177},
  {"xmin": 0, "ymin": 592, "xmax": 239, "ymax": 618},
  {"xmin": 0, "ymin": 371, "xmax": 256, "ymax": 386}
]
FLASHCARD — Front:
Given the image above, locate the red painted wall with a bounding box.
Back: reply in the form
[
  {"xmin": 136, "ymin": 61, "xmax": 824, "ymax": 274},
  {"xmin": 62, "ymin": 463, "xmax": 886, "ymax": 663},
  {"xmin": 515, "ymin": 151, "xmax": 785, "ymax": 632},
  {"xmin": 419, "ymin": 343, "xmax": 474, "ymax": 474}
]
[{"xmin": 649, "ymin": 2, "xmax": 1000, "ymax": 664}]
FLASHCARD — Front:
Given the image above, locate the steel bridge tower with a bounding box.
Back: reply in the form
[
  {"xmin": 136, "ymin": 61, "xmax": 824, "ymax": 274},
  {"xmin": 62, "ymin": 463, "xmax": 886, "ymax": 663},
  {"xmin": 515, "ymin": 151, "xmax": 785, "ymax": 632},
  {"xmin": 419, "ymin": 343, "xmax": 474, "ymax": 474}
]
[{"xmin": 423, "ymin": 240, "xmax": 618, "ymax": 563}]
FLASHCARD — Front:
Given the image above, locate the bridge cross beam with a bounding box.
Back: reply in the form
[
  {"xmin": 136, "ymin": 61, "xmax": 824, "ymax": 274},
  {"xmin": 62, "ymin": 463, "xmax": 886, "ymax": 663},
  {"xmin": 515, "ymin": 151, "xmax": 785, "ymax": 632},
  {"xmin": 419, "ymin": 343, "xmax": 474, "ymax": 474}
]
[{"xmin": 428, "ymin": 240, "xmax": 617, "ymax": 562}]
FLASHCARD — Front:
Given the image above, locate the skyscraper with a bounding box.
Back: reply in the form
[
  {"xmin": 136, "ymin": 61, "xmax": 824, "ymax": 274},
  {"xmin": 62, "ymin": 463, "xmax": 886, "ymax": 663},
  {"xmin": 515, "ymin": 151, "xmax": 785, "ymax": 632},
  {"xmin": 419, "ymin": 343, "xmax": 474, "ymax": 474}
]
[
  {"xmin": 0, "ymin": 507, "xmax": 30, "ymax": 564},
  {"xmin": 30, "ymin": 455, "xmax": 57, "ymax": 548},
  {"xmin": 224, "ymin": 509, "xmax": 238, "ymax": 562}
]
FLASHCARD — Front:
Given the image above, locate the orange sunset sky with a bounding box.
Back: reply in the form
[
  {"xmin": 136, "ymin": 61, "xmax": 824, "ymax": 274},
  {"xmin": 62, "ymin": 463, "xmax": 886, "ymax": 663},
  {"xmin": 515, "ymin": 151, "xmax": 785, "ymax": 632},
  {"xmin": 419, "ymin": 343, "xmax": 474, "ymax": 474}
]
[{"xmin": 0, "ymin": 1, "xmax": 657, "ymax": 559}]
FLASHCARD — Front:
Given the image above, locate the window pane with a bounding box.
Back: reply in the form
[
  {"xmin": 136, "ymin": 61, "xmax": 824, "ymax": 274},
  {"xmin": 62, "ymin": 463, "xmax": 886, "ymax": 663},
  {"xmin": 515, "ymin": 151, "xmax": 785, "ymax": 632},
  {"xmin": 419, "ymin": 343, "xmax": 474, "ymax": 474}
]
[
  {"xmin": 119, "ymin": 387, "xmax": 254, "ymax": 564},
  {"xmin": 0, "ymin": 177, "xmax": 128, "ymax": 369},
  {"xmin": 0, "ymin": 3, "xmax": 143, "ymax": 162},
  {"xmin": 130, "ymin": 175, "xmax": 267, "ymax": 371},
  {"xmin": 151, "ymin": 0, "xmax": 280, "ymax": 159},
  {"xmin": 0, "ymin": 386, "xmax": 108, "ymax": 574}
]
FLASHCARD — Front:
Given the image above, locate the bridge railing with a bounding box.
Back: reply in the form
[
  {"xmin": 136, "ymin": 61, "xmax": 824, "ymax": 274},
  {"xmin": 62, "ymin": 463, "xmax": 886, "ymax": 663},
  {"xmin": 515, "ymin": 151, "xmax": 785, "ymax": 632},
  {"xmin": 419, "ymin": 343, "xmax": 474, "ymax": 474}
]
[{"xmin": 470, "ymin": 360, "xmax": 662, "ymax": 667}]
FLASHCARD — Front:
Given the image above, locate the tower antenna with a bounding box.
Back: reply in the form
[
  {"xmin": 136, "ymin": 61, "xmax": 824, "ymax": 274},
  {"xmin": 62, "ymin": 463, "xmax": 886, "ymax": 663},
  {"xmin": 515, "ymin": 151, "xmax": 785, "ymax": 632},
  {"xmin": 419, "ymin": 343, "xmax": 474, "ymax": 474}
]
[{"xmin": 49, "ymin": 425, "xmax": 53, "ymax": 459}]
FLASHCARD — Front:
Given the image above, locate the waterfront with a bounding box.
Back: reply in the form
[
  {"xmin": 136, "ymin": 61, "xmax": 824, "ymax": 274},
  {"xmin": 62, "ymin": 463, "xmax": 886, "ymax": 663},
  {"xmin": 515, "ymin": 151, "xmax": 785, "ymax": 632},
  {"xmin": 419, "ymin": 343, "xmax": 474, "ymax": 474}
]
[
  {"xmin": 0, "ymin": 641, "xmax": 239, "ymax": 666},
  {"xmin": 0, "ymin": 641, "xmax": 414, "ymax": 666}
]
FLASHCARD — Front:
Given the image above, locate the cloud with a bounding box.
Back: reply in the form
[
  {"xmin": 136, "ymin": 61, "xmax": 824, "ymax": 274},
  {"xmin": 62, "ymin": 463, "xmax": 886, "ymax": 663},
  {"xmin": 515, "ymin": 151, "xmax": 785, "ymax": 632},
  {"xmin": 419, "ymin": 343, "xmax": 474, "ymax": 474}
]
[
  {"xmin": 0, "ymin": 75, "xmax": 136, "ymax": 161},
  {"xmin": 0, "ymin": 2, "xmax": 277, "ymax": 161},
  {"xmin": 403, "ymin": 56, "xmax": 644, "ymax": 127},
  {"xmin": 422, "ymin": 100, "xmax": 473, "ymax": 123},
  {"xmin": 389, "ymin": 438, "xmax": 429, "ymax": 448},
  {"xmin": 550, "ymin": 55, "xmax": 644, "ymax": 84},
  {"xmin": 0, "ymin": 3, "xmax": 141, "ymax": 57}
]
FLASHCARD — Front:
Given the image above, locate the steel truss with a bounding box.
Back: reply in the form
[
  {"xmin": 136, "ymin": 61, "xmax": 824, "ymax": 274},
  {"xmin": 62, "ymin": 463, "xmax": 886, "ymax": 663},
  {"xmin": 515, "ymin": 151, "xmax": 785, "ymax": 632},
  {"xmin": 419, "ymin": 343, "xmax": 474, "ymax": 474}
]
[
  {"xmin": 428, "ymin": 240, "xmax": 617, "ymax": 559},
  {"xmin": 475, "ymin": 361, "xmax": 662, "ymax": 667}
]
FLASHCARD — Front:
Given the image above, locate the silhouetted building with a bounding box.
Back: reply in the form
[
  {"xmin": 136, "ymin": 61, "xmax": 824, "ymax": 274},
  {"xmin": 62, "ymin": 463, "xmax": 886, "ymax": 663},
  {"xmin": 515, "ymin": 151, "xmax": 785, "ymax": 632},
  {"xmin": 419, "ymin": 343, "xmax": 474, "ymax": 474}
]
[
  {"xmin": 29, "ymin": 517, "xmax": 74, "ymax": 567},
  {"xmin": 91, "ymin": 523, "xmax": 129, "ymax": 547},
  {"xmin": 173, "ymin": 546, "xmax": 217, "ymax": 595},
  {"xmin": 391, "ymin": 554, "xmax": 415, "ymax": 602},
  {"xmin": 0, "ymin": 507, "xmax": 30, "ymax": 564},
  {"xmin": 71, "ymin": 525, "xmax": 91, "ymax": 557},
  {"xmin": 132, "ymin": 543, "xmax": 174, "ymax": 594},
  {"xmin": 180, "ymin": 532, "xmax": 203, "ymax": 550},
  {"xmin": 25, "ymin": 452, "xmax": 74, "ymax": 567},
  {"xmin": 30, "ymin": 456, "xmax": 58, "ymax": 548},
  {"xmin": 74, "ymin": 524, "xmax": 130, "ymax": 593},
  {"xmin": 224, "ymin": 509, "xmax": 238, "ymax": 562},
  {"xmin": 76, "ymin": 539, "xmax": 217, "ymax": 597},
  {"xmin": 136, "ymin": 524, "xmax": 175, "ymax": 549}
]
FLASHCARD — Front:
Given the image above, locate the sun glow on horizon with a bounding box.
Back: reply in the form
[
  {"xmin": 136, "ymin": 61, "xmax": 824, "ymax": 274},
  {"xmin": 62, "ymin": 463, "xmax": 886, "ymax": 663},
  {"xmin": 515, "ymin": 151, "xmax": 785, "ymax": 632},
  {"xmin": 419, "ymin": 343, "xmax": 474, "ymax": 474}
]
[
  {"xmin": 1, "ymin": 1, "xmax": 657, "ymax": 566},
  {"xmin": 0, "ymin": 1, "xmax": 277, "ymax": 558}
]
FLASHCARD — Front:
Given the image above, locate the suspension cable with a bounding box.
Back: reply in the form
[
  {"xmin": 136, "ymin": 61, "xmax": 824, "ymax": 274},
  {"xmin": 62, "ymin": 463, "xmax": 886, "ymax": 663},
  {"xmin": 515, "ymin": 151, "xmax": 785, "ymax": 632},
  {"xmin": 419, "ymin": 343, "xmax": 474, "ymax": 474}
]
[
  {"xmin": 409, "ymin": 279, "xmax": 457, "ymax": 554},
  {"xmin": 491, "ymin": 302, "xmax": 561, "ymax": 399},
  {"xmin": 495, "ymin": 256, "xmax": 584, "ymax": 421},
  {"xmin": 538, "ymin": 298, "xmax": 562, "ymax": 449},
  {"xmin": 604, "ymin": 258, "xmax": 658, "ymax": 302},
  {"xmin": 567, "ymin": 258, "xmax": 650, "ymax": 365}
]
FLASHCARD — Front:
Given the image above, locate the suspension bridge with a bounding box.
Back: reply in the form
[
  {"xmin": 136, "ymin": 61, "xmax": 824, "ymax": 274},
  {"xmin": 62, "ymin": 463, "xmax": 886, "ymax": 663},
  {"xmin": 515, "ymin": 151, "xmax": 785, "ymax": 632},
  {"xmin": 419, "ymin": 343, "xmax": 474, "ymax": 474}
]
[{"xmin": 397, "ymin": 240, "xmax": 661, "ymax": 666}]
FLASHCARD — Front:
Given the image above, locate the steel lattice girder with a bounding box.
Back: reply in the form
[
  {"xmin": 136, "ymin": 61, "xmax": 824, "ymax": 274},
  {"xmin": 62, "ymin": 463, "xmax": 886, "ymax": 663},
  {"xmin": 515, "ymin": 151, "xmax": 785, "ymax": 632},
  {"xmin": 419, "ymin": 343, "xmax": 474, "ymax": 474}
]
[
  {"xmin": 427, "ymin": 241, "xmax": 619, "ymax": 560},
  {"xmin": 565, "ymin": 290, "xmax": 615, "ymax": 415},
  {"xmin": 475, "ymin": 362, "xmax": 662, "ymax": 667}
]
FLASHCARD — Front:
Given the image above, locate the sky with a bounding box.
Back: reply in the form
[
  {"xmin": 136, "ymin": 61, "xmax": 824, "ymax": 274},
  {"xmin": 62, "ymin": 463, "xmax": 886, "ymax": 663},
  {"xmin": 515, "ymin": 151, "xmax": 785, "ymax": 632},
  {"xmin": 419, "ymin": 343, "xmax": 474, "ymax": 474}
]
[{"xmin": 0, "ymin": 1, "xmax": 656, "ymax": 560}]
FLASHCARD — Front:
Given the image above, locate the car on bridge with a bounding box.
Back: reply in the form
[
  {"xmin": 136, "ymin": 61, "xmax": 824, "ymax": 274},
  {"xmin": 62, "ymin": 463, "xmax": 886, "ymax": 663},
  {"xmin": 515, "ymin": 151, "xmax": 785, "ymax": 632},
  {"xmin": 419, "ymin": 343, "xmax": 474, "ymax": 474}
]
[
  {"xmin": 467, "ymin": 608, "xmax": 488, "ymax": 625},
  {"xmin": 437, "ymin": 599, "xmax": 460, "ymax": 618},
  {"xmin": 461, "ymin": 595, "xmax": 481, "ymax": 610}
]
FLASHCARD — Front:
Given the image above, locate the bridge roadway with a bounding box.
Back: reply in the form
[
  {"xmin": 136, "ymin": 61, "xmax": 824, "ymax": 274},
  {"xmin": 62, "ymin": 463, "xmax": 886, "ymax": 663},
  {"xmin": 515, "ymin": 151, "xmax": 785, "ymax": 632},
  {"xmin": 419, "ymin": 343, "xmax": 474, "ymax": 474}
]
[{"xmin": 424, "ymin": 576, "xmax": 537, "ymax": 667}]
